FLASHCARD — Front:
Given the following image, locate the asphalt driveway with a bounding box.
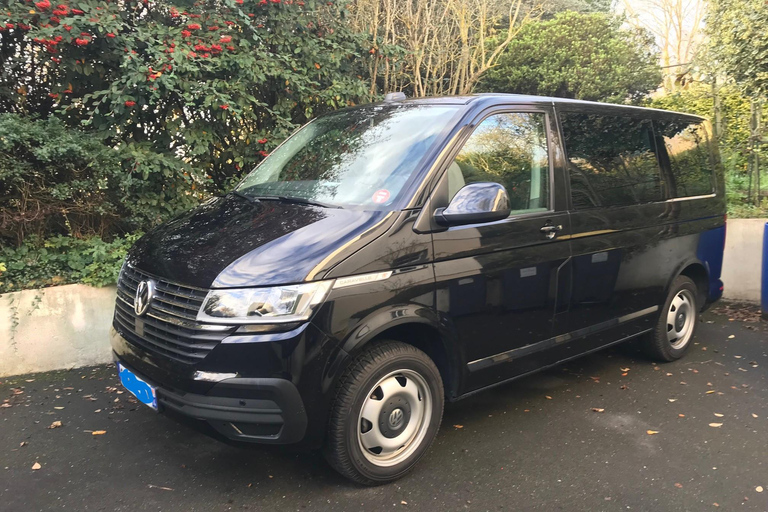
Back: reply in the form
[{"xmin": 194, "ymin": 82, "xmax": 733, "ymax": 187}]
[{"xmin": 1, "ymin": 305, "xmax": 767, "ymax": 512}]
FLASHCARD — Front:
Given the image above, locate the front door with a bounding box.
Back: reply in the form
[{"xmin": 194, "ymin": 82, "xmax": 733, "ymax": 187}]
[{"xmin": 429, "ymin": 108, "xmax": 571, "ymax": 392}]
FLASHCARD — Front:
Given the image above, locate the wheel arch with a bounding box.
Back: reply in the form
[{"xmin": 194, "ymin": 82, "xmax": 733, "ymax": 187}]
[
  {"xmin": 323, "ymin": 304, "xmax": 464, "ymax": 401},
  {"xmin": 674, "ymin": 260, "xmax": 709, "ymax": 310}
]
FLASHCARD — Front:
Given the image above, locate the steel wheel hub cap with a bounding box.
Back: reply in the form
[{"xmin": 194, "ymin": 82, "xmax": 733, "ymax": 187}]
[
  {"xmin": 357, "ymin": 369, "xmax": 432, "ymax": 467},
  {"xmin": 667, "ymin": 289, "xmax": 695, "ymax": 350}
]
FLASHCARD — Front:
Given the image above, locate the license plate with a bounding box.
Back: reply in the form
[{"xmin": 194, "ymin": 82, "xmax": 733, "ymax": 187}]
[{"xmin": 117, "ymin": 363, "xmax": 158, "ymax": 410}]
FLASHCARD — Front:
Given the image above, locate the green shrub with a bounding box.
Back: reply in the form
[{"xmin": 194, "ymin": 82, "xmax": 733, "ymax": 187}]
[
  {"xmin": 0, "ymin": 114, "xmax": 200, "ymax": 245},
  {"xmin": 0, "ymin": 232, "xmax": 142, "ymax": 293}
]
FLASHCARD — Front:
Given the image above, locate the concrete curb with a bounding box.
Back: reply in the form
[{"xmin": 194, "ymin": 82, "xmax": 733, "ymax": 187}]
[
  {"xmin": 0, "ymin": 284, "xmax": 116, "ymax": 377},
  {"xmin": 721, "ymin": 218, "xmax": 766, "ymax": 303}
]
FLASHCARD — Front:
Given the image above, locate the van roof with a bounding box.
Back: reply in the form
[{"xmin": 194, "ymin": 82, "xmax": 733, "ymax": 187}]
[{"xmin": 386, "ymin": 93, "xmax": 706, "ymax": 121}]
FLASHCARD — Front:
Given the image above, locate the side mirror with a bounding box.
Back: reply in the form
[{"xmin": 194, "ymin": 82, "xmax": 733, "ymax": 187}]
[{"xmin": 434, "ymin": 182, "xmax": 511, "ymax": 227}]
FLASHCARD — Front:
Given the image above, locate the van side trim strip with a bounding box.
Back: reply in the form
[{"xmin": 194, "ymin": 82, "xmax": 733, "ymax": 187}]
[
  {"xmin": 458, "ymin": 328, "xmax": 653, "ymax": 400},
  {"xmin": 466, "ymin": 305, "xmax": 659, "ymax": 372},
  {"xmin": 665, "ymin": 193, "xmax": 716, "ymax": 203}
]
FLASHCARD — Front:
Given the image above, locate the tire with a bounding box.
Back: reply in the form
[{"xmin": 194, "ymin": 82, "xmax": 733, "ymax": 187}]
[
  {"xmin": 643, "ymin": 276, "xmax": 699, "ymax": 362},
  {"xmin": 324, "ymin": 340, "xmax": 444, "ymax": 485}
]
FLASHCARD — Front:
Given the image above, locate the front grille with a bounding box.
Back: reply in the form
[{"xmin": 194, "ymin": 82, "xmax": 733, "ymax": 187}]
[{"xmin": 114, "ymin": 265, "xmax": 233, "ymax": 364}]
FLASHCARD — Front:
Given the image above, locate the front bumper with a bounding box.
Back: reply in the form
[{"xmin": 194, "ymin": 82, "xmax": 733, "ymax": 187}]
[{"xmin": 112, "ymin": 329, "xmax": 308, "ymax": 444}]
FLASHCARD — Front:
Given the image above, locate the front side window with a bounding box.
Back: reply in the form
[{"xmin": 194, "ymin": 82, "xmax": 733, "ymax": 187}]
[
  {"xmin": 448, "ymin": 112, "xmax": 550, "ymax": 214},
  {"xmin": 560, "ymin": 112, "xmax": 662, "ymax": 208},
  {"xmin": 654, "ymin": 119, "xmax": 715, "ymax": 198},
  {"xmin": 236, "ymin": 105, "xmax": 460, "ymax": 209}
]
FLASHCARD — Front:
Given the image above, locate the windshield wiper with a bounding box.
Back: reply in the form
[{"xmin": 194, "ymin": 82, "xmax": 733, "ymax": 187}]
[
  {"xmin": 251, "ymin": 195, "xmax": 342, "ymax": 209},
  {"xmin": 228, "ymin": 190, "xmax": 261, "ymax": 204}
]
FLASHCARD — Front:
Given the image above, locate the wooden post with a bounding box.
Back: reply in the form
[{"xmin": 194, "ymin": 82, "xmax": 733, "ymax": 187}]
[
  {"xmin": 752, "ymin": 99, "xmax": 763, "ymax": 204},
  {"xmin": 750, "ymin": 99, "xmax": 758, "ymax": 204},
  {"xmin": 712, "ymin": 77, "xmax": 723, "ymax": 142}
]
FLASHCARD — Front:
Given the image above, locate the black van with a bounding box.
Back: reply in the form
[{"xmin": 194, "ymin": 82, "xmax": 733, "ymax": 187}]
[{"xmin": 111, "ymin": 94, "xmax": 726, "ymax": 484}]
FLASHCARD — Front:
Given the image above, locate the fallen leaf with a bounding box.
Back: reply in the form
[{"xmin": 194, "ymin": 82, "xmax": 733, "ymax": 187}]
[
  {"xmin": 706, "ymin": 390, "xmax": 716, "ymax": 394},
  {"xmin": 54, "ymin": 407, "xmax": 64, "ymax": 410},
  {"xmin": 666, "ymin": 373, "xmax": 673, "ymax": 376},
  {"xmin": 0, "ymin": 403, "xmax": 11, "ymax": 408},
  {"xmin": 620, "ymin": 367, "xmax": 630, "ymax": 372},
  {"xmin": 20, "ymin": 441, "xmax": 27, "ymax": 447},
  {"xmin": 675, "ymin": 483, "xmax": 683, "ymax": 488},
  {"xmin": 647, "ymin": 430, "xmax": 659, "ymax": 435},
  {"xmin": 147, "ymin": 484, "xmax": 174, "ymax": 491},
  {"xmin": 401, "ymin": 501, "xmax": 408, "ymax": 505},
  {"xmin": 591, "ymin": 408, "xmax": 605, "ymax": 413},
  {"xmin": 91, "ymin": 430, "xmax": 107, "ymax": 436},
  {"xmin": 714, "ymin": 413, "xmax": 724, "ymax": 418},
  {"xmin": 728, "ymin": 335, "xmax": 735, "ymax": 339},
  {"xmin": 453, "ymin": 425, "xmax": 463, "ymax": 429},
  {"xmin": 709, "ymin": 423, "xmax": 723, "ymax": 428},
  {"xmin": 48, "ymin": 421, "xmax": 62, "ymax": 429},
  {"xmin": 545, "ymin": 395, "xmax": 552, "ymax": 400},
  {"xmin": 734, "ymin": 355, "xmax": 742, "ymax": 359},
  {"xmin": 668, "ymin": 398, "xmax": 677, "ymax": 402},
  {"xmin": 757, "ymin": 486, "xmax": 764, "ymax": 493},
  {"xmin": 31, "ymin": 462, "xmax": 41, "ymax": 470},
  {"xmin": 621, "ymin": 373, "xmax": 628, "ymax": 376},
  {"xmin": 678, "ymin": 414, "xmax": 685, "ymax": 418},
  {"xmin": 752, "ymin": 413, "xmax": 758, "ymax": 418}
]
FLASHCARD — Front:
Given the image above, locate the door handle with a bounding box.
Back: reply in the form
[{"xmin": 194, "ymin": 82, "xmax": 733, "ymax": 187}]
[{"xmin": 540, "ymin": 224, "xmax": 563, "ymax": 239}]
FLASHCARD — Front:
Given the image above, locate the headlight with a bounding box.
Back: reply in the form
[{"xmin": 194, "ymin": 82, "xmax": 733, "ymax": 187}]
[{"xmin": 197, "ymin": 281, "xmax": 333, "ymax": 324}]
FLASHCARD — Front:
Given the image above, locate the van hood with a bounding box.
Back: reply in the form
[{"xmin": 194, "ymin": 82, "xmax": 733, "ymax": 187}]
[{"xmin": 126, "ymin": 195, "xmax": 395, "ymax": 289}]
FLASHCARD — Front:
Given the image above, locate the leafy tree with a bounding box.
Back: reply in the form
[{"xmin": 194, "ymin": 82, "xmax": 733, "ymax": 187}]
[
  {"xmin": 0, "ymin": 0, "xmax": 372, "ymax": 248},
  {"xmin": 478, "ymin": 11, "xmax": 660, "ymax": 103},
  {"xmin": 541, "ymin": 0, "xmax": 612, "ymax": 15},
  {"xmin": 707, "ymin": 0, "xmax": 768, "ymax": 96}
]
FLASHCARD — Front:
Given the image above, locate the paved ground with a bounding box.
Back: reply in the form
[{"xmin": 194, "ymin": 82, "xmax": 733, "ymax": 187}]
[{"xmin": 1, "ymin": 305, "xmax": 767, "ymax": 512}]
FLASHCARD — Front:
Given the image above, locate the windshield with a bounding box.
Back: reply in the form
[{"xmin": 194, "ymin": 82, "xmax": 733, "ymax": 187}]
[{"xmin": 235, "ymin": 104, "xmax": 460, "ymax": 209}]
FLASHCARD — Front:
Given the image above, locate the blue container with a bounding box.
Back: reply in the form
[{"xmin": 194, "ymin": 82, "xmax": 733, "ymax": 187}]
[{"xmin": 763, "ymin": 222, "xmax": 768, "ymax": 319}]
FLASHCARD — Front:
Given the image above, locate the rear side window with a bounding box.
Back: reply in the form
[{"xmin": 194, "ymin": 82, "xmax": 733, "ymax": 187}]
[
  {"xmin": 653, "ymin": 119, "xmax": 715, "ymax": 198},
  {"xmin": 560, "ymin": 112, "xmax": 662, "ymax": 209}
]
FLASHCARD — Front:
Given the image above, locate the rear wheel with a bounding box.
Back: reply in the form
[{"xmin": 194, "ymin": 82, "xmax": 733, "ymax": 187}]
[
  {"xmin": 644, "ymin": 276, "xmax": 699, "ymax": 361},
  {"xmin": 324, "ymin": 340, "xmax": 444, "ymax": 485}
]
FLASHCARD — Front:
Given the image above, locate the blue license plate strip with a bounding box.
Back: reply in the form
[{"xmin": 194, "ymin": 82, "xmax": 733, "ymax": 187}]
[{"xmin": 117, "ymin": 363, "xmax": 158, "ymax": 410}]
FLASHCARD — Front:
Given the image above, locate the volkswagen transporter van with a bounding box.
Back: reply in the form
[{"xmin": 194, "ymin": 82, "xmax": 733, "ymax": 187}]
[{"xmin": 112, "ymin": 93, "xmax": 726, "ymax": 484}]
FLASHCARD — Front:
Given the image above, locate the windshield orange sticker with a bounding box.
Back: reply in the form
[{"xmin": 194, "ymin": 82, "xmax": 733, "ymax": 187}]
[{"xmin": 372, "ymin": 189, "xmax": 391, "ymax": 204}]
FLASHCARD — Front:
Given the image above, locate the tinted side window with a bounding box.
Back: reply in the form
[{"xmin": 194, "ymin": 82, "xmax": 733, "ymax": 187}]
[
  {"xmin": 560, "ymin": 112, "xmax": 662, "ymax": 208},
  {"xmin": 654, "ymin": 120, "xmax": 714, "ymax": 198},
  {"xmin": 448, "ymin": 112, "xmax": 549, "ymax": 213}
]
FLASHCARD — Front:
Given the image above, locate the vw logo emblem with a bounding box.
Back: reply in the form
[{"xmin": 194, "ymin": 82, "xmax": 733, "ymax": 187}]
[
  {"xmin": 134, "ymin": 280, "xmax": 155, "ymax": 317},
  {"xmin": 388, "ymin": 408, "xmax": 404, "ymax": 430}
]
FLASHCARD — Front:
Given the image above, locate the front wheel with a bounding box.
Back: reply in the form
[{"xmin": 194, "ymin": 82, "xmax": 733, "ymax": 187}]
[
  {"xmin": 643, "ymin": 276, "xmax": 699, "ymax": 361},
  {"xmin": 324, "ymin": 340, "xmax": 444, "ymax": 485}
]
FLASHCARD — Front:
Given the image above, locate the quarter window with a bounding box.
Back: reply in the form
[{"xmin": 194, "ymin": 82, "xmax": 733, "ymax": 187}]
[
  {"xmin": 560, "ymin": 112, "xmax": 662, "ymax": 208},
  {"xmin": 448, "ymin": 112, "xmax": 550, "ymax": 214},
  {"xmin": 654, "ymin": 120, "xmax": 715, "ymax": 198}
]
